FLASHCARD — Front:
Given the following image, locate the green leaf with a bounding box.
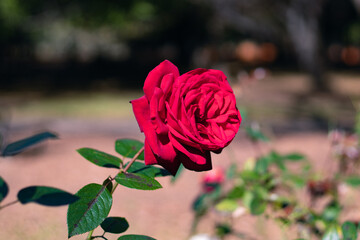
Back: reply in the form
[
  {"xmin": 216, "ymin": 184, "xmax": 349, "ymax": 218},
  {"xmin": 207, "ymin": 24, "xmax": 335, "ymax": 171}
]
[
  {"xmin": 345, "ymin": 176, "xmax": 360, "ymax": 187},
  {"xmin": 242, "ymin": 191, "xmax": 253, "ymax": 210},
  {"xmin": 322, "ymin": 226, "xmax": 341, "ymax": 240},
  {"xmin": 0, "ymin": 176, "xmax": 9, "ymax": 203},
  {"xmin": 283, "ymin": 153, "xmax": 305, "ymax": 161},
  {"xmin": 322, "ymin": 202, "xmax": 341, "ymax": 222},
  {"xmin": 115, "ymin": 172, "xmax": 162, "ymax": 190},
  {"xmin": 283, "ymin": 174, "xmax": 306, "ymax": 188},
  {"xmin": 270, "ymin": 151, "xmax": 287, "ymax": 171},
  {"xmin": 250, "ymin": 197, "xmax": 267, "ymax": 215},
  {"xmin": 192, "ymin": 194, "xmax": 209, "ymax": 213},
  {"xmin": 342, "ymin": 221, "xmax": 357, "ymax": 240},
  {"xmin": 227, "ymin": 186, "xmax": 245, "ymax": 199},
  {"xmin": 17, "ymin": 186, "xmax": 79, "ymax": 206},
  {"xmin": 67, "ymin": 183, "xmax": 112, "ymax": 238},
  {"xmin": 215, "ymin": 199, "xmax": 238, "ymax": 212},
  {"xmin": 254, "ymin": 156, "xmax": 270, "ymax": 174},
  {"xmin": 240, "ymin": 170, "xmax": 259, "ymax": 181},
  {"xmin": 242, "ymin": 190, "xmax": 267, "ymax": 215},
  {"xmin": 115, "ymin": 139, "xmax": 144, "ymax": 160},
  {"xmin": 239, "ymin": 108, "xmax": 247, "ymax": 122},
  {"xmin": 118, "ymin": 235, "xmax": 156, "ymax": 240},
  {"xmin": 101, "ymin": 217, "xmax": 129, "ymax": 234},
  {"xmin": 226, "ymin": 163, "xmax": 237, "ymax": 180},
  {"xmin": 2, "ymin": 132, "xmax": 57, "ymax": 156},
  {"xmin": 245, "ymin": 125, "xmax": 269, "ymax": 142},
  {"xmin": 126, "ymin": 162, "xmax": 171, "ymax": 178},
  {"xmin": 77, "ymin": 148, "xmax": 122, "ymax": 169},
  {"xmin": 103, "ymin": 178, "xmax": 113, "ymax": 193},
  {"xmin": 171, "ymin": 163, "xmax": 184, "ymax": 183},
  {"xmin": 216, "ymin": 223, "xmax": 232, "ymax": 237}
]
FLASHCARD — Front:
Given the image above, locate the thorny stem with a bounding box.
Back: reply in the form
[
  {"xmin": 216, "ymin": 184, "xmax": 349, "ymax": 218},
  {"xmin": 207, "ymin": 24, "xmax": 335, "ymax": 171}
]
[
  {"xmin": 112, "ymin": 146, "xmax": 145, "ymax": 194},
  {"xmin": 0, "ymin": 200, "xmax": 19, "ymax": 210},
  {"xmin": 124, "ymin": 146, "xmax": 145, "ymax": 172},
  {"xmin": 85, "ymin": 146, "xmax": 145, "ymax": 240}
]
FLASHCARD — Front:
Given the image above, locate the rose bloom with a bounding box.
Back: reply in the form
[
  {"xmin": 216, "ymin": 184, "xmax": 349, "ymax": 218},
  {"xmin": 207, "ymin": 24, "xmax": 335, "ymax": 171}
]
[
  {"xmin": 201, "ymin": 167, "xmax": 225, "ymax": 192},
  {"xmin": 131, "ymin": 60, "xmax": 241, "ymax": 175}
]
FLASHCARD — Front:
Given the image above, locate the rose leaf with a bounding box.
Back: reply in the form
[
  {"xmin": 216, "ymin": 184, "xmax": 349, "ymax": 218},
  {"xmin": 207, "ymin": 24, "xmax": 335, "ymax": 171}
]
[
  {"xmin": 2, "ymin": 132, "xmax": 57, "ymax": 156},
  {"xmin": 118, "ymin": 235, "xmax": 156, "ymax": 240},
  {"xmin": 67, "ymin": 183, "xmax": 112, "ymax": 238},
  {"xmin": 0, "ymin": 176, "xmax": 9, "ymax": 203},
  {"xmin": 125, "ymin": 162, "xmax": 171, "ymax": 178},
  {"xmin": 115, "ymin": 139, "xmax": 144, "ymax": 160},
  {"xmin": 101, "ymin": 217, "xmax": 129, "ymax": 234},
  {"xmin": 77, "ymin": 148, "xmax": 122, "ymax": 169},
  {"xmin": 17, "ymin": 186, "xmax": 79, "ymax": 206},
  {"xmin": 115, "ymin": 172, "xmax": 162, "ymax": 190}
]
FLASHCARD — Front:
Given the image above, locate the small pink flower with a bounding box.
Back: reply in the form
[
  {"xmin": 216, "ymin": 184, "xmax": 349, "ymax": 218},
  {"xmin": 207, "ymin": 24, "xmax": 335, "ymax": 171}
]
[{"xmin": 202, "ymin": 167, "xmax": 225, "ymax": 192}]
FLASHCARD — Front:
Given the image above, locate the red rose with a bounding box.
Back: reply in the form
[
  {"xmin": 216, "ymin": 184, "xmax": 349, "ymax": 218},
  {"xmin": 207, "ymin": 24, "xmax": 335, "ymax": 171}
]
[{"xmin": 131, "ymin": 60, "xmax": 241, "ymax": 175}]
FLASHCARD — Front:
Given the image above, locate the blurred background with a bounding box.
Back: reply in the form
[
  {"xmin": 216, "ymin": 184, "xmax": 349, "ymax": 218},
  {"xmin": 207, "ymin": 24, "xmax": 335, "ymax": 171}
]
[
  {"xmin": 1, "ymin": 0, "xmax": 360, "ymax": 239},
  {"xmin": 0, "ymin": 0, "xmax": 359, "ymax": 129},
  {"xmin": 0, "ymin": 0, "xmax": 359, "ymax": 91}
]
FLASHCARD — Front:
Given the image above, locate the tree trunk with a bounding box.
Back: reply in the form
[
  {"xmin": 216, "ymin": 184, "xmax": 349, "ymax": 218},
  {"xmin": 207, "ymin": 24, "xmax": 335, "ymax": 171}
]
[{"xmin": 285, "ymin": 0, "xmax": 329, "ymax": 92}]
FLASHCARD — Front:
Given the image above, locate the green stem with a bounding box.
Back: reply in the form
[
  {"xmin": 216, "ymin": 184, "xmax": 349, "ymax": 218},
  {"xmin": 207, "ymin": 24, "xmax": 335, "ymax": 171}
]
[
  {"xmin": 91, "ymin": 235, "xmax": 107, "ymax": 240},
  {"xmin": 123, "ymin": 146, "xmax": 144, "ymax": 172},
  {"xmin": 112, "ymin": 146, "xmax": 144, "ymax": 194},
  {"xmin": 0, "ymin": 200, "xmax": 19, "ymax": 210},
  {"xmin": 86, "ymin": 229, "xmax": 94, "ymax": 240},
  {"xmin": 85, "ymin": 146, "xmax": 144, "ymax": 240}
]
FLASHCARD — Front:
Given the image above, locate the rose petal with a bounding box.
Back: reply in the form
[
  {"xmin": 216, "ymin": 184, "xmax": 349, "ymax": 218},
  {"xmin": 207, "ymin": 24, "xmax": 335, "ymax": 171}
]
[
  {"xmin": 131, "ymin": 96, "xmax": 150, "ymax": 133},
  {"xmin": 157, "ymin": 133, "xmax": 177, "ymax": 162},
  {"xmin": 169, "ymin": 133, "xmax": 210, "ymax": 166},
  {"xmin": 177, "ymin": 147, "xmax": 212, "ymax": 172},
  {"xmin": 131, "ymin": 96, "xmax": 160, "ymax": 154},
  {"xmin": 150, "ymin": 87, "xmax": 168, "ymax": 135},
  {"xmin": 144, "ymin": 140, "xmax": 180, "ymax": 175},
  {"xmin": 168, "ymin": 124, "xmax": 202, "ymax": 148},
  {"xmin": 144, "ymin": 140, "xmax": 159, "ymax": 165},
  {"xmin": 143, "ymin": 60, "xmax": 179, "ymax": 100},
  {"xmin": 156, "ymin": 155, "xmax": 181, "ymax": 176}
]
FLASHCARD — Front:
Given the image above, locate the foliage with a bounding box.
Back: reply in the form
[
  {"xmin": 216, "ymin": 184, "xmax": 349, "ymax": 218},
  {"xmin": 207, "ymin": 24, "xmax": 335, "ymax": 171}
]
[
  {"xmin": 0, "ymin": 137, "xmax": 166, "ymax": 239},
  {"xmin": 67, "ymin": 183, "xmax": 113, "ymax": 238},
  {"xmin": 1, "ymin": 131, "xmax": 57, "ymax": 156},
  {"xmin": 65, "ymin": 138, "xmax": 169, "ymax": 239},
  {"xmin": 17, "ymin": 186, "xmax": 79, "ymax": 206},
  {"xmin": 189, "ymin": 115, "xmax": 360, "ymax": 240}
]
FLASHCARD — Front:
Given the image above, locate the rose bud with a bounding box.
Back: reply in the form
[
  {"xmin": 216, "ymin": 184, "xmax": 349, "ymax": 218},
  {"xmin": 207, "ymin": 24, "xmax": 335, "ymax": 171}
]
[
  {"xmin": 201, "ymin": 167, "xmax": 225, "ymax": 192},
  {"xmin": 131, "ymin": 60, "xmax": 241, "ymax": 175}
]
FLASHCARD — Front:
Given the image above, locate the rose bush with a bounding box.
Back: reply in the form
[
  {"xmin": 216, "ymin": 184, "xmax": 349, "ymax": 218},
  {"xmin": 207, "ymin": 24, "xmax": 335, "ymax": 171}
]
[{"xmin": 131, "ymin": 60, "xmax": 241, "ymax": 175}]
